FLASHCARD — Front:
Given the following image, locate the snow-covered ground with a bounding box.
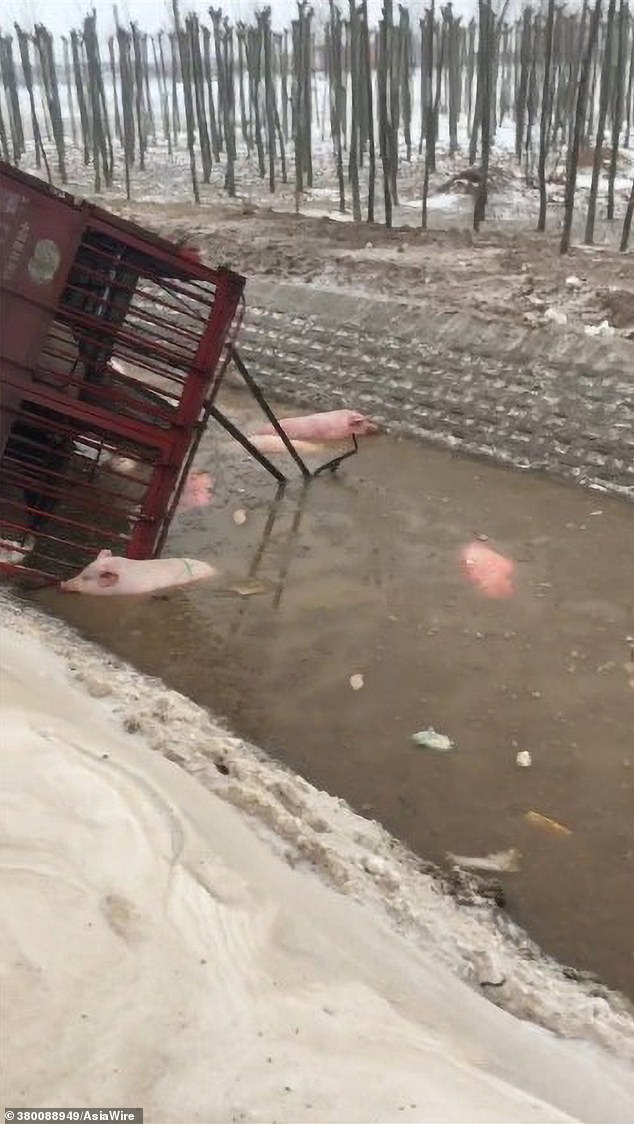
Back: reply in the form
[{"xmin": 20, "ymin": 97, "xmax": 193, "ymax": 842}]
[
  {"xmin": 2, "ymin": 593, "xmax": 634, "ymax": 1122},
  {"xmin": 6, "ymin": 63, "xmax": 633, "ymax": 243}
]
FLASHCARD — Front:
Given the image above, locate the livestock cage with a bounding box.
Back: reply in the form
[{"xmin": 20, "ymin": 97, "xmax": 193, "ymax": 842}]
[{"xmin": 0, "ymin": 161, "xmax": 245, "ymax": 585}]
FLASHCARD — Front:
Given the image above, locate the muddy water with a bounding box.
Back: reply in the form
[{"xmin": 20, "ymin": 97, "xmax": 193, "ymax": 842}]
[{"xmin": 36, "ymin": 389, "xmax": 634, "ymax": 1000}]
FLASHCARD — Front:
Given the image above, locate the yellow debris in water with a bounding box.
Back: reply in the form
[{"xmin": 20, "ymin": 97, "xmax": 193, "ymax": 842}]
[{"xmin": 524, "ymin": 811, "xmax": 572, "ymax": 837}]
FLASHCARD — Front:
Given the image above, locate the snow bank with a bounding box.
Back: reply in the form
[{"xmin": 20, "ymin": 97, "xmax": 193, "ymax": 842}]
[{"xmin": 1, "ymin": 594, "xmax": 633, "ymax": 1123}]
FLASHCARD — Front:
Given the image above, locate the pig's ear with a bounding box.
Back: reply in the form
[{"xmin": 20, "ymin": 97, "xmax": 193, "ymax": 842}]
[
  {"xmin": 97, "ymin": 569, "xmax": 119, "ymax": 588},
  {"xmin": 97, "ymin": 549, "xmax": 113, "ymax": 560}
]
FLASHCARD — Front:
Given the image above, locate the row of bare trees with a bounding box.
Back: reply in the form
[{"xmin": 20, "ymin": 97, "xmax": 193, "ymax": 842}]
[{"xmin": 0, "ymin": 2, "xmax": 632, "ymax": 251}]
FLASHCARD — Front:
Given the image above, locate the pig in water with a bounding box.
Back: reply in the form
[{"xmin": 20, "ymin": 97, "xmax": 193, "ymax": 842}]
[
  {"xmin": 60, "ymin": 549, "xmax": 215, "ymax": 596},
  {"xmin": 175, "ymin": 471, "xmax": 214, "ymax": 513},
  {"xmin": 246, "ymin": 434, "xmax": 326, "ymax": 457},
  {"xmin": 460, "ymin": 541, "xmax": 515, "ymax": 599},
  {"xmin": 249, "ymin": 409, "xmax": 381, "ymax": 443}
]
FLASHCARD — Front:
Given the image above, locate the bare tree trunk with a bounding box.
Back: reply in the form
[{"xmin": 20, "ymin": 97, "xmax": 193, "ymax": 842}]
[
  {"xmin": 515, "ymin": 7, "xmax": 531, "ymax": 162},
  {"xmin": 524, "ymin": 15, "xmax": 539, "ymax": 183},
  {"xmin": 327, "ymin": 1, "xmax": 346, "ymax": 214},
  {"xmin": 283, "ymin": 29, "xmax": 291, "ymax": 143},
  {"xmin": 0, "ymin": 35, "xmax": 25, "ymax": 164},
  {"xmin": 444, "ymin": 5, "xmax": 461, "ymax": 155},
  {"xmin": 561, "ymin": 0, "xmax": 602, "ymax": 253},
  {"xmin": 70, "ymin": 31, "xmax": 91, "ymax": 165},
  {"xmin": 620, "ymin": 175, "xmax": 634, "ymax": 248},
  {"xmin": 607, "ymin": 0, "xmax": 627, "ymax": 219},
  {"xmin": 399, "ymin": 5, "xmax": 412, "ymax": 162},
  {"xmin": 388, "ymin": 2, "xmax": 400, "ymax": 201},
  {"xmin": 236, "ymin": 25, "xmax": 250, "ymax": 152},
  {"xmin": 348, "ymin": 0, "xmax": 363, "ymax": 221},
  {"xmin": 202, "ymin": 27, "xmax": 221, "ymax": 161},
  {"xmin": 62, "ymin": 36, "xmax": 77, "ymax": 148},
  {"xmin": 274, "ymin": 95, "xmax": 288, "ymax": 183},
  {"xmin": 117, "ymin": 27, "xmax": 135, "ymax": 198},
  {"xmin": 301, "ymin": 4, "xmax": 314, "ymax": 187},
  {"xmin": 210, "ymin": 9, "xmax": 225, "ymax": 150},
  {"xmin": 585, "ymin": 0, "xmax": 617, "ymax": 243},
  {"xmin": 169, "ymin": 32, "xmax": 181, "ymax": 142},
  {"xmin": 15, "ymin": 25, "xmax": 50, "ymax": 177},
  {"xmin": 474, "ymin": 0, "xmax": 492, "ymax": 229},
  {"xmin": 422, "ymin": 0, "xmax": 438, "ymax": 228},
  {"xmin": 0, "ymin": 96, "xmax": 9, "ymax": 161},
  {"xmin": 569, "ymin": 0, "xmax": 589, "ymax": 149},
  {"xmin": 419, "ymin": 10, "xmax": 434, "ymax": 155},
  {"xmin": 187, "ymin": 14, "xmax": 212, "ymax": 183},
  {"xmin": 586, "ymin": 18, "xmax": 601, "ymax": 143},
  {"xmin": 378, "ymin": 1, "xmax": 393, "ymax": 226},
  {"xmin": 432, "ymin": 16, "xmax": 445, "ymax": 174},
  {"xmin": 173, "ymin": 0, "xmax": 200, "ymax": 203},
  {"xmin": 108, "ymin": 37, "xmax": 122, "ymax": 144},
  {"xmin": 222, "ymin": 19, "xmax": 237, "ymax": 196},
  {"xmin": 131, "ymin": 23, "xmax": 147, "ymax": 170},
  {"xmin": 537, "ymin": 0, "xmax": 556, "ymax": 230},
  {"xmin": 466, "ymin": 18, "xmax": 476, "ymax": 133},
  {"xmin": 260, "ymin": 9, "xmax": 277, "ymax": 193},
  {"xmin": 142, "ymin": 33, "xmax": 156, "ymax": 145},
  {"xmin": 153, "ymin": 34, "xmax": 172, "ymax": 157},
  {"xmin": 361, "ymin": 0, "xmax": 376, "ymax": 222},
  {"xmin": 246, "ymin": 24, "xmax": 266, "ymax": 178},
  {"xmin": 292, "ymin": 17, "xmax": 303, "ymax": 203},
  {"xmin": 82, "ymin": 13, "xmax": 113, "ymax": 190},
  {"xmin": 624, "ymin": 15, "xmax": 633, "ymax": 145},
  {"xmin": 34, "ymin": 38, "xmax": 54, "ymax": 145}
]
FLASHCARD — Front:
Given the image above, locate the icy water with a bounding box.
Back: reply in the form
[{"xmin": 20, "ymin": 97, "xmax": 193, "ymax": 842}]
[{"xmin": 36, "ymin": 388, "xmax": 634, "ymax": 1001}]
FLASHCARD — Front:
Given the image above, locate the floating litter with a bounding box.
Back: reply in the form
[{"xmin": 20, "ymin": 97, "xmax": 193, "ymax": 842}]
[
  {"xmin": 446, "ymin": 848, "xmax": 521, "ymax": 873},
  {"xmin": 525, "ymin": 810, "xmax": 572, "ymax": 837},
  {"xmin": 412, "ymin": 728, "xmax": 454, "ymax": 752}
]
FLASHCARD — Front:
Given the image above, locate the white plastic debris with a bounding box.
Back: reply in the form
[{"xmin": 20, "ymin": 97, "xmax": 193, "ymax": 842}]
[
  {"xmin": 544, "ymin": 307, "xmax": 568, "ymax": 326},
  {"xmin": 584, "ymin": 320, "xmax": 615, "ymax": 337},
  {"xmin": 516, "ymin": 750, "xmax": 532, "ymax": 768},
  {"xmin": 446, "ymin": 848, "xmax": 521, "ymax": 873},
  {"xmin": 349, "ymin": 673, "xmax": 364, "ymax": 691},
  {"xmin": 0, "ymin": 538, "xmax": 33, "ymax": 565},
  {"xmin": 412, "ymin": 728, "xmax": 454, "ymax": 752},
  {"xmin": 232, "ymin": 509, "xmax": 247, "ymax": 526},
  {"xmin": 565, "ymin": 275, "xmax": 582, "ymax": 289}
]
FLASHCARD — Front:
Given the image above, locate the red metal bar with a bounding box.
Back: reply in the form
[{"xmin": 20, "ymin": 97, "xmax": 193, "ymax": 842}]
[{"xmin": 1, "ymin": 160, "xmax": 246, "ymax": 580}]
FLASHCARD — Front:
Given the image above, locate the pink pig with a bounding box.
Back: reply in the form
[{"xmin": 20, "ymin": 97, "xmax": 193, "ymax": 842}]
[
  {"xmin": 249, "ymin": 409, "xmax": 381, "ymax": 442},
  {"xmin": 246, "ymin": 434, "xmax": 326, "ymax": 457},
  {"xmin": 175, "ymin": 471, "xmax": 215, "ymax": 514},
  {"xmin": 60, "ymin": 549, "xmax": 215, "ymax": 596},
  {"xmin": 460, "ymin": 541, "xmax": 515, "ymax": 599}
]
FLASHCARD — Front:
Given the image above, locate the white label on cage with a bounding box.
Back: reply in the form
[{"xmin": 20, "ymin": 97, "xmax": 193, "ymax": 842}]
[{"xmin": 27, "ymin": 238, "xmax": 61, "ymax": 286}]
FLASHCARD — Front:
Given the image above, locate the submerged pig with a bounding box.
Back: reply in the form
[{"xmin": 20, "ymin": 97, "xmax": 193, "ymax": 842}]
[
  {"xmin": 60, "ymin": 549, "xmax": 215, "ymax": 596},
  {"xmin": 175, "ymin": 471, "xmax": 215, "ymax": 514},
  {"xmin": 460, "ymin": 541, "xmax": 515, "ymax": 599},
  {"xmin": 249, "ymin": 409, "xmax": 381, "ymax": 443}
]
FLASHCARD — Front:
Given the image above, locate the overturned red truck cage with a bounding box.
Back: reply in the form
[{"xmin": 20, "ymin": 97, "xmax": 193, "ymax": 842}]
[{"xmin": 0, "ymin": 161, "xmax": 245, "ymax": 585}]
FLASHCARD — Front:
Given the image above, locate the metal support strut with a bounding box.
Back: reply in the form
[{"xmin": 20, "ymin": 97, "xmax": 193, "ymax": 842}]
[{"xmin": 213, "ymin": 346, "xmax": 359, "ymax": 480}]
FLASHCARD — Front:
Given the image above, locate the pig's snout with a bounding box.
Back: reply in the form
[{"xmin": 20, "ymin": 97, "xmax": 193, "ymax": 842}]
[
  {"xmin": 350, "ymin": 418, "xmax": 382, "ymax": 436},
  {"xmin": 59, "ymin": 577, "xmax": 81, "ymax": 592}
]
